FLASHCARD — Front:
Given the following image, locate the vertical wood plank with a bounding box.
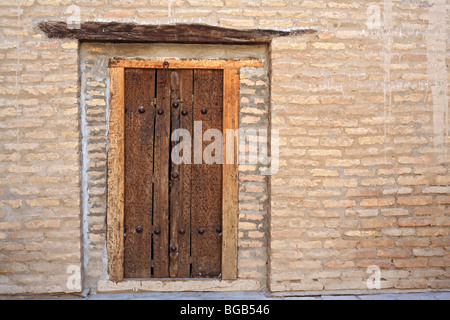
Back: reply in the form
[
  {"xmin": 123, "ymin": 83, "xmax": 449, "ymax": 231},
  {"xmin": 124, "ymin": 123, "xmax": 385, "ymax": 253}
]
[
  {"xmin": 169, "ymin": 70, "xmax": 181, "ymax": 278},
  {"xmin": 177, "ymin": 70, "xmax": 193, "ymax": 278},
  {"xmin": 191, "ymin": 69, "xmax": 223, "ymax": 278},
  {"xmin": 123, "ymin": 69, "xmax": 155, "ymax": 278},
  {"xmin": 222, "ymin": 68, "xmax": 239, "ymax": 280},
  {"xmin": 107, "ymin": 67, "xmax": 125, "ymax": 282},
  {"xmin": 153, "ymin": 69, "xmax": 171, "ymax": 278}
]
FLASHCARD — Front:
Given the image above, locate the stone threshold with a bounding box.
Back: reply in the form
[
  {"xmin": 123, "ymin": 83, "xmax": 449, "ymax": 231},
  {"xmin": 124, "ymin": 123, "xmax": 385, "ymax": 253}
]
[{"xmin": 97, "ymin": 279, "xmax": 261, "ymax": 293}]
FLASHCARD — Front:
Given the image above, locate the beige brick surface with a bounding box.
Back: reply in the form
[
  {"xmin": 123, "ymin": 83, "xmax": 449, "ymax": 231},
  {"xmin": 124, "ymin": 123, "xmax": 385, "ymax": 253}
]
[{"xmin": 268, "ymin": 0, "xmax": 449, "ymax": 293}]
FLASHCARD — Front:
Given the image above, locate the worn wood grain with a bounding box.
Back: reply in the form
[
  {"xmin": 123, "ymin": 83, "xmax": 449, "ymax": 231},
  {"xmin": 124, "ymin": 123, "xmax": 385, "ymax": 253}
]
[
  {"xmin": 222, "ymin": 69, "xmax": 239, "ymax": 280},
  {"xmin": 191, "ymin": 69, "xmax": 223, "ymax": 278},
  {"xmin": 123, "ymin": 69, "xmax": 155, "ymax": 279},
  {"xmin": 107, "ymin": 67, "xmax": 125, "ymax": 282},
  {"xmin": 153, "ymin": 69, "xmax": 171, "ymax": 278},
  {"xmin": 169, "ymin": 70, "xmax": 181, "ymax": 278},
  {"xmin": 177, "ymin": 70, "xmax": 194, "ymax": 278},
  {"xmin": 109, "ymin": 59, "xmax": 264, "ymax": 70},
  {"xmin": 39, "ymin": 21, "xmax": 315, "ymax": 43}
]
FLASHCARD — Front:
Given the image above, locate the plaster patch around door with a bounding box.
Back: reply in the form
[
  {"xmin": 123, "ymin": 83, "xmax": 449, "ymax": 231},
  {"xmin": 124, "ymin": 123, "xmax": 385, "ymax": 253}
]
[{"xmin": 79, "ymin": 43, "xmax": 270, "ymax": 292}]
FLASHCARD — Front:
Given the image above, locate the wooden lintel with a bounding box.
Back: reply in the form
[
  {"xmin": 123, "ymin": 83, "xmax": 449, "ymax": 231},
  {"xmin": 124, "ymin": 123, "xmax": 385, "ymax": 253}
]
[
  {"xmin": 38, "ymin": 21, "xmax": 316, "ymax": 44},
  {"xmin": 109, "ymin": 58, "xmax": 264, "ymax": 69}
]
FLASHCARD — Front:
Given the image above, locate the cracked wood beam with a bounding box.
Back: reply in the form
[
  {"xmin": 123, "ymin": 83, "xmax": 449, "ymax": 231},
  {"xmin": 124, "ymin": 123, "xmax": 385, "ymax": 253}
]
[{"xmin": 38, "ymin": 21, "xmax": 316, "ymax": 44}]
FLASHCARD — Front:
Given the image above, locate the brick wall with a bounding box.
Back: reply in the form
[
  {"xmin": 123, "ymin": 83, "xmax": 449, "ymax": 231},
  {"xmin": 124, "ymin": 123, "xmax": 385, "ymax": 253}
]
[
  {"xmin": 0, "ymin": 0, "xmax": 448, "ymax": 294},
  {"xmin": 0, "ymin": 2, "xmax": 81, "ymax": 294},
  {"xmin": 269, "ymin": 1, "xmax": 449, "ymax": 291}
]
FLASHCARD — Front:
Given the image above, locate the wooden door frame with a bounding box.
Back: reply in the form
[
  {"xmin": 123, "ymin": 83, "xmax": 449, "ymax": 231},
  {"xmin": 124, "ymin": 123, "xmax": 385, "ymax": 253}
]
[{"xmin": 107, "ymin": 58, "xmax": 262, "ymax": 282}]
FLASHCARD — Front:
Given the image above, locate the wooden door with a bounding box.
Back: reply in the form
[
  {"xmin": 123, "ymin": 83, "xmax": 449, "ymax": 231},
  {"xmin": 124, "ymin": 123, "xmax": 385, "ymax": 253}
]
[{"xmin": 123, "ymin": 68, "xmax": 223, "ymax": 279}]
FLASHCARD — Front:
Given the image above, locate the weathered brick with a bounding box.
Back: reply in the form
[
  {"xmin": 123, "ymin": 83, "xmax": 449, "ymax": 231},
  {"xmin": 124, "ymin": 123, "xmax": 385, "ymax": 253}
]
[
  {"xmin": 0, "ymin": 221, "xmax": 21, "ymax": 230},
  {"xmin": 324, "ymin": 260, "xmax": 355, "ymax": 268},
  {"xmin": 312, "ymin": 42, "xmax": 345, "ymax": 50},
  {"xmin": 0, "ymin": 263, "xmax": 28, "ymax": 274},
  {"xmin": 398, "ymin": 217, "xmax": 434, "ymax": 227},
  {"xmin": 24, "ymin": 219, "xmax": 60, "ymax": 229},
  {"xmin": 323, "ymin": 200, "xmax": 355, "ymax": 208},
  {"xmin": 323, "ymin": 240, "xmax": 357, "ymax": 249},
  {"xmin": 417, "ymin": 228, "xmax": 449, "ymax": 237},
  {"xmin": 308, "ymin": 149, "xmax": 342, "ymax": 157},
  {"xmin": 320, "ymin": 136, "xmax": 354, "ymax": 147},
  {"xmin": 310, "ymin": 169, "xmax": 339, "ymax": 177},
  {"xmin": 397, "ymin": 175, "xmax": 429, "ymax": 186},
  {"xmin": 361, "ymin": 177, "xmax": 395, "ymax": 186},
  {"xmin": 359, "ymin": 239, "xmax": 394, "ymax": 248},
  {"xmin": 414, "ymin": 207, "xmax": 445, "ymax": 216},
  {"xmin": 431, "ymin": 238, "xmax": 450, "ymax": 247},
  {"xmin": 220, "ymin": 18, "xmax": 255, "ymax": 27},
  {"xmin": 435, "ymin": 217, "xmax": 450, "ymax": 226},
  {"xmin": 381, "ymin": 208, "xmax": 410, "ymax": 216},
  {"xmin": 344, "ymin": 230, "xmax": 379, "ymax": 237},
  {"xmin": 360, "ymin": 198, "xmax": 395, "ymax": 207},
  {"xmin": 361, "ymin": 218, "xmax": 396, "ymax": 229},
  {"xmin": 103, "ymin": 10, "xmax": 135, "ymax": 18},
  {"xmin": 26, "ymin": 198, "xmax": 60, "ymax": 207},
  {"xmin": 412, "ymin": 248, "xmax": 445, "ymax": 257},
  {"xmin": 428, "ymin": 258, "xmax": 450, "ymax": 268},
  {"xmin": 422, "ymin": 186, "xmax": 450, "ymax": 194},
  {"xmin": 357, "ymin": 259, "xmax": 392, "ymax": 269},
  {"xmin": 323, "ymin": 179, "xmax": 358, "ymax": 188},
  {"xmin": 393, "ymin": 259, "xmax": 427, "ymax": 268},
  {"xmin": 346, "ymin": 189, "xmax": 379, "ymax": 197},
  {"xmin": 397, "ymin": 196, "xmax": 433, "ymax": 206},
  {"xmin": 430, "ymin": 280, "xmax": 450, "ymax": 289},
  {"xmin": 436, "ymin": 196, "xmax": 450, "ymax": 205},
  {"xmin": 377, "ymin": 249, "xmax": 410, "ymax": 258},
  {"xmin": 396, "ymin": 279, "xmax": 428, "ymax": 289},
  {"xmin": 290, "ymin": 137, "xmax": 319, "ymax": 147},
  {"xmin": 288, "ymin": 260, "xmax": 322, "ymax": 270}
]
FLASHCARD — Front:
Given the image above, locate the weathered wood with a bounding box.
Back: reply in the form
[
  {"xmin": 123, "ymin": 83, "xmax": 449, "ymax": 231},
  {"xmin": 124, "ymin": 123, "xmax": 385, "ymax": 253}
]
[
  {"xmin": 39, "ymin": 21, "xmax": 316, "ymax": 44},
  {"xmin": 108, "ymin": 61, "xmax": 240, "ymax": 281},
  {"xmin": 222, "ymin": 69, "xmax": 239, "ymax": 280},
  {"xmin": 109, "ymin": 59, "xmax": 264, "ymax": 70},
  {"xmin": 153, "ymin": 69, "xmax": 171, "ymax": 278},
  {"xmin": 191, "ymin": 69, "xmax": 223, "ymax": 278},
  {"xmin": 169, "ymin": 70, "xmax": 181, "ymax": 278},
  {"xmin": 107, "ymin": 67, "xmax": 125, "ymax": 282},
  {"xmin": 123, "ymin": 69, "xmax": 155, "ymax": 279},
  {"xmin": 177, "ymin": 70, "xmax": 194, "ymax": 278}
]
